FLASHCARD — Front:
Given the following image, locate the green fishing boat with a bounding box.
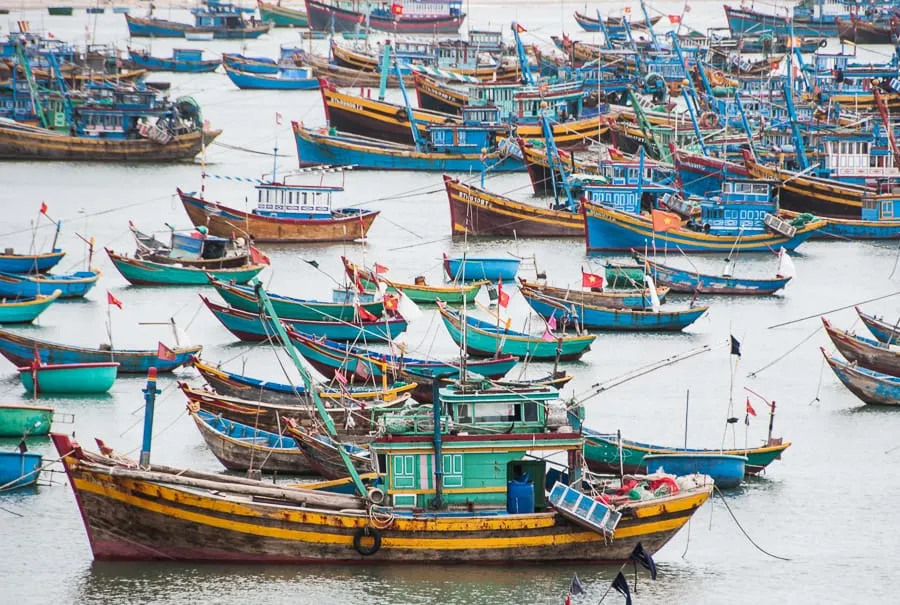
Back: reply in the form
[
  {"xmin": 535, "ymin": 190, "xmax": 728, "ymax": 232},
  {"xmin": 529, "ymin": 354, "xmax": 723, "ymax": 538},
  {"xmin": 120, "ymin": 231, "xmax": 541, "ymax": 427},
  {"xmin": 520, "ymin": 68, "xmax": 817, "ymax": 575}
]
[
  {"xmin": 257, "ymin": 0, "xmax": 309, "ymax": 27},
  {"xmin": 437, "ymin": 302, "xmax": 595, "ymax": 361},
  {"xmin": 342, "ymin": 256, "xmax": 486, "ymax": 304},
  {"xmin": 19, "ymin": 360, "xmax": 119, "ymax": 394},
  {"xmin": 106, "ymin": 249, "xmax": 264, "ymax": 286},
  {"xmin": 0, "ymin": 404, "xmax": 54, "ymax": 437}
]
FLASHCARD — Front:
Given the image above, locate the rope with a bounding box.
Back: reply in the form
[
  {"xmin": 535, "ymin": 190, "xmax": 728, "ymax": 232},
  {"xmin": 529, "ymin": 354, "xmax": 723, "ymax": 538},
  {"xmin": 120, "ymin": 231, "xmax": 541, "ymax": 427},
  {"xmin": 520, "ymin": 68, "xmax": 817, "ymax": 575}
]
[
  {"xmin": 746, "ymin": 324, "xmax": 821, "ymax": 378},
  {"xmin": 714, "ymin": 485, "xmax": 791, "ymax": 561}
]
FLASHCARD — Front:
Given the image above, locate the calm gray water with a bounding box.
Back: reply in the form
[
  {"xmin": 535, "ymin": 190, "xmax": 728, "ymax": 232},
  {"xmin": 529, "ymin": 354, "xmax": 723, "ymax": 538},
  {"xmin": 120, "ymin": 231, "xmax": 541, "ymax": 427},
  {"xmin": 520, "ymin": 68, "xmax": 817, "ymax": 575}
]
[{"xmin": 2, "ymin": 3, "xmax": 898, "ymax": 603}]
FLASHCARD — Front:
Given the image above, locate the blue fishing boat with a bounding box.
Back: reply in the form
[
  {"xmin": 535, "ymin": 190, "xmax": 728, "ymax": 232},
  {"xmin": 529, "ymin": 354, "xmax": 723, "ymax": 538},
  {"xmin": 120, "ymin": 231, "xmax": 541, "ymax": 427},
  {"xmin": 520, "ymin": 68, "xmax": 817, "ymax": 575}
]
[
  {"xmin": 0, "ymin": 450, "xmax": 42, "ymax": 490},
  {"xmin": 643, "ymin": 453, "xmax": 747, "ymax": 488},
  {"xmin": 519, "ymin": 284, "xmax": 707, "ymax": 331},
  {"xmin": 822, "ymin": 348, "xmax": 900, "ymax": 406},
  {"xmin": 127, "ymin": 48, "xmax": 220, "ymax": 73},
  {"xmin": 0, "ymin": 291, "xmax": 60, "ymax": 324},
  {"xmin": 442, "ymin": 253, "xmax": 520, "ymax": 282},
  {"xmin": 112, "ymin": 7, "xmax": 131, "ymax": 14},
  {"xmin": 0, "ymin": 249, "xmax": 65, "ymax": 274},
  {"xmin": 0, "ymin": 270, "xmax": 100, "ymax": 299},
  {"xmin": 124, "ymin": 3, "xmax": 270, "ymax": 39},
  {"xmin": 86, "ymin": 7, "xmax": 105, "ymax": 14},
  {"xmin": 856, "ymin": 306, "xmax": 900, "ymax": 345},
  {"xmin": 223, "ymin": 63, "xmax": 318, "ymax": 90},
  {"xmin": 222, "ymin": 53, "xmax": 279, "ymax": 74},
  {"xmin": 202, "ymin": 296, "xmax": 407, "ymax": 343},
  {"xmin": 0, "ymin": 329, "xmax": 200, "ymax": 373},
  {"xmin": 635, "ymin": 252, "xmax": 793, "ymax": 295}
]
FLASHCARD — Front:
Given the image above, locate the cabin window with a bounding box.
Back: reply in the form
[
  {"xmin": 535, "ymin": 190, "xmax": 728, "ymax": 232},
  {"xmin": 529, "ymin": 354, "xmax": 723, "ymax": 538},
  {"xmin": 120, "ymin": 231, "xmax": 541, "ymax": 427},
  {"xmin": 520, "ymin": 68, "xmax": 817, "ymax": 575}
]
[
  {"xmin": 442, "ymin": 454, "xmax": 464, "ymax": 488},
  {"xmin": 393, "ymin": 455, "xmax": 417, "ymax": 489},
  {"xmin": 523, "ymin": 401, "xmax": 538, "ymax": 422},
  {"xmin": 473, "ymin": 402, "xmax": 518, "ymax": 423}
]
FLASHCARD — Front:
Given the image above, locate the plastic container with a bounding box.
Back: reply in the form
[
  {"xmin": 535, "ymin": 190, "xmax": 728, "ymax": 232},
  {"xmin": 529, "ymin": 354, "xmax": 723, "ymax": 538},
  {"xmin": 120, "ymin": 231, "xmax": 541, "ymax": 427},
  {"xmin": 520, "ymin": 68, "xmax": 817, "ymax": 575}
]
[{"xmin": 507, "ymin": 479, "xmax": 535, "ymax": 514}]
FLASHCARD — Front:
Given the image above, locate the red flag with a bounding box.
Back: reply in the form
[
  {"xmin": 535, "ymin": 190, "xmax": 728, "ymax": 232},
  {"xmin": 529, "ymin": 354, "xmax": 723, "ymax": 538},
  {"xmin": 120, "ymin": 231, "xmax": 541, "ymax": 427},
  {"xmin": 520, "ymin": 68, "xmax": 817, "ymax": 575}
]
[
  {"xmin": 249, "ymin": 245, "xmax": 270, "ymax": 266},
  {"xmin": 497, "ymin": 278, "xmax": 510, "ymax": 309},
  {"xmin": 746, "ymin": 397, "xmax": 757, "ymax": 417},
  {"xmin": 107, "ymin": 291, "xmax": 123, "ymax": 309},
  {"xmin": 157, "ymin": 342, "xmax": 177, "ymax": 361},
  {"xmin": 383, "ymin": 294, "xmax": 399, "ymax": 313},
  {"xmin": 358, "ymin": 305, "xmax": 378, "ymax": 322},
  {"xmin": 391, "ymin": 2, "xmax": 403, "ymax": 15},
  {"xmin": 651, "ymin": 209, "xmax": 681, "ymax": 232},
  {"xmin": 668, "ymin": 14, "xmax": 682, "ymax": 24},
  {"xmin": 334, "ymin": 369, "xmax": 348, "ymax": 386},
  {"xmin": 514, "ymin": 23, "xmax": 526, "ymax": 33},
  {"xmin": 624, "ymin": 7, "xmax": 631, "ymax": 14},
  {"xmin": 354, "ymin": 360, "xmax": 370, "ymax": 380},
  {"xmin": 374, "ymin": 263, "xmax": 389, "ymax": 274},
  {"xmin": 39, "ymin": 202, "xmax": 48, "ymax": 215},
  {"xmin": 582, "ymin": 269, "xmax": 603, "ymax": 289}
]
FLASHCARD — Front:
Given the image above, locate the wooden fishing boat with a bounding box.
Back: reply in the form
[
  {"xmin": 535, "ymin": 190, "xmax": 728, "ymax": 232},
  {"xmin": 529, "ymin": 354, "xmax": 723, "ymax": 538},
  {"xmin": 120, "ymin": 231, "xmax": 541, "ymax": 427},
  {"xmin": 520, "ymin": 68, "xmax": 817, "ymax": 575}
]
[
  {"xmin": 129, "ymin": 223, "xmax": 252, "ymax": 269},
  {"xmin": 643, "ymin": 453, "xmax": 747, "ymax": 488},
  {"xmin": 296, "ymin": 51, "xmax": 401, "ymax": 88},
  {"xmin": 222, "ymin": 53, "xmax": 280, "ymax": 74},
  {"xmin": 517, "ymin": 278, "xmax": 666, "ymax": 311},
  {"xmin": 181, "ymin": 381, "xmax": 406, "ymax": 435},
  {"xmin": 0, "ymin": 291, "xmax": 60, "ymax": 324},
  {"xmin": 635, "ymin": 253, "xmax": 792, "ymax": 295},
  {"xmin": 211, "ymin": 279, "xmax": 384, "ymax": 321},
  {"xmin": 287, "ymin": 423, "xmax": 371, "ymax": 479},
  {"xmin": 191, "ymin": 357, "xmax": 417, "ymax": 406},
  {"xmin": 822, "ymin": 318, "xmax": 900, "ymax": 376},
  {"xmin": 836, "ymin": 16, "xmax": 896, "ymax": 44},
  {"xmin": 583, "ymin": 428, "xmax": 790, "ymax": 476},
  {"xmin": 0, "ymin": 270, "xmax": 100, "ymax": 299},
  {"xmin": 340, "ymin": 256, "xmax": 485, "ymax": 305},
  {"xmin": 520, "ymin": 285, "xmax": 708, "ymax": 332},
  {"xmin": 257, "ymin": 0, "xmax": 309, "ymax": 26},
  {"xmin": 442, "ymin": 254, "xmax": 520, "ymax": 282},
  {"xmin": 190, "ymin": 408, "xmax": 314, "ymax": 473},
  {"xmin": 0, "ymin": 120, "xmax": 220, "ymax": 162},
  {"xmin": 124, "ymin": 13, "xmax": 270, "ymax": 39},
  {"xmin": 822, "ymin": 348, "xmax": 900, "ymax": 405},
  {"xmin": 573, "ymin": 10, "xmax": 661, "ymax": 32},
  {"xmin": 516, "ymin": 138, "xmax": 599, "ymax": 196},
  {"xmin": 856, "ymin": 306, "xmax": 900, "ymax": 345},
  {"xmin": 127, "ymin": 48, "xmax": 221, "ymax": 73},
  {"xmin": 0, "ymin": 450, "xmax": 42, "ymax": 490},
  {"xmin": 202, "ymin": 296, "xmax": 407, "ymax": 343},
  {"xmin": 18, "ymin": 360, "xmax": 119, "ymax": 394},
  {"xmin": 0, "ymin": 404, "xmax": 54, "ymax": 438},
  {"xmin": 304, "ymin": 0, "xmax": 465, "ymax": 34},
  {"xmin": 437, "ymin": 301, "xmax": 595, "ymax": 361},
  {"xmin": 443, "ymin": 175, "xmax": 583, "ymax": 238},
  {"xmin": 224, "ymin": 63, "xmax": 319, "ymax": 90},
  {"xmin": 0, "ymin": 249, "xmax": 65, "ymax": 274},
  {"xmin": 106, "ymin": 249, "xmax": 263, "ymax": 286},
  {"xmin": 0, "ymin": 329, "xmax": 199, "ymax": 373}
]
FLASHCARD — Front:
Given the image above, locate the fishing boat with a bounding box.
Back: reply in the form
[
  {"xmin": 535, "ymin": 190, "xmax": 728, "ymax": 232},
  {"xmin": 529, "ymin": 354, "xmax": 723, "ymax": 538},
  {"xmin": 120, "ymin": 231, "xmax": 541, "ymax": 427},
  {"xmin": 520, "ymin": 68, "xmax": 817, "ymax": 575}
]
[
  {"xmin": 86, "ymin": 7, "xmax": 105, "ymax": 13},
  {"xmin": 177, "ymin": 172, "xmax": 378, "ymax": 244},
  {"xmin": 127, "ymin": 48, "xmax": 221, "ymax": 73},
  {"xmin": 635, "ymin": 251, "xmax": 793, "ymax": 295},
  {"xmin": 210, "ymin": 279, "xmax": 384, "ymax": 321},
  {"xmin": 191, "ymin": 357, "xmax": 417, "ymax": 407},
  {"xmin": 222, "ymin": 53, "xmax": 280, "ymax": 74},
  {"xmin": 0, "ymin": 450, "xmax": 42, "ymax": 490},
  {"xmin": 436, "ymin": 301, "xmax": 595, "ymax": 361},
  {"xmin": 0, "ymin": 270, "xmax": 100, "ymax": 299},
  {"xmin": 18, "ymin": 360, "xmax": 119, "ymax": 394},
  {"xmin": 181, "ymin": 380, "xmax": 409, "ymax": 435},
  {"xmin": 0, "ymin": 249, "xmax": 65, "ymax": 274},
  {"xmin": 287, "ymin": 423, "xmax": 371, "ymax": 479},
  {"xmin": 129, "ymin": 223, "xmax": 251, "ymax": 269},
  {"xmin": 341, "ymin": 256, "xmax": 485, "ymax": 305},
  {"xmin": 519, "ymin": 285, "xmax": 707, "ymax": 332},
  {"xmin": 517, "ymin": 278, "xmax": 667, "ymax": 311},
  {"xmin": 0, "ymin": 329, "xmax": 199, "ymax": 373},
  {"xmin": 442, "ymin": 254, "xmax": 520, "ymax": 282},
  {"xmin": 304, "ymin": 0, "xmax": 465, "ymax": 34},
  {"xmin": 573, "ymin": 10, "xmax": 661, "ymax": 32},
  {"xmin": 643, "ymin": 453, "xmax": 746, "ymax": 488},
  {"xmin": 836, "ymin": 15, "xmax": 897, "ymax": 44},
  {"xmin": 48, "ymin": 7, "xmax": 73, "ymax": 15},
  {"xmin": 190, "ymin": 408, "xmax": 314, "ymax": 473},
  {"xmin": 0, "ymin": 291, "xmax": 60, "ymax": 324},
  {"xmin": 257, "ymin": 0, "xmax": 309, "ymax": 26},
  {"xmin": 106, "ymin": 249, "xmax": 264, "ymax": 286},
  {"xmin": 295, "ymin": 50, "xmax": 402, "ymax": 87},
  {"xmin": 125, "ymin": 7, "xmax": 270, "ymax": 39},
  {"xmin": 724, "ymin": 2, "xmax": 847, "ymax": 37},
  {"xmin": 856, "ymin": 306, "xmax": 900, "ymax": 345},
  {"xmin": 223, "ymin": 63, "xmax": 319, "ymax": 90},
  {"xmin": 112, "ymin": 7, "xmax": 131, "ymax": 14},
  {"xmin": 443, "ymin": 175, "xmax": 584, "ymax": 238},
  {"xmin": 822, "ymin": 318, "xmax": 900, "ymax": 376},
  {"xmin": 822, "ymin": 348, "xmax": 900, "ymax": 405},
  {"xmin": 202, "ymin": 296, "xmax": 407, "ymax": 342},
  {"xmin": 0, "ymin": 404, "xmax": 54, "ymax": 438},
  {"xmin": 583, "ymin": 429, "xmax": 790, "ymax": 476}
]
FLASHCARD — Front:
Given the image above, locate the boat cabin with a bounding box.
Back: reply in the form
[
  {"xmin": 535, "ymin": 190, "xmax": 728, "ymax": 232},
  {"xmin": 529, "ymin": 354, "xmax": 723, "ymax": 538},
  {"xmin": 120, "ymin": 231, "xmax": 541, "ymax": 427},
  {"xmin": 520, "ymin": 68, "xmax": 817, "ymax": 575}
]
[
  {"xmin": 818, "ymin": 128, "xmax": 900, "ymax": 185},
  {"xmin": 170, "ymin": 229, "xmax": 232, "ymax": 260},
  {"xmin": 192, "ymin": 1, "xmax": 249, "ymax": 29},
  {"xmin": 575, "ymin": 161, "xmax": 677, "ymax": 215},
  {"xmin": 172, "ymin": 48, "xmax": 204, "ymax": 63},
  {"xmin": 692, "ymin": 179, "xmax": 779, "ymax": 235},
  {"xmin": 253, "ymin": 180, "xmax": 341, "ymax": 219},
  {"xmin": 467, "ymin": 29, "xmax": 504, "ymax": 54},
  {"xmin": 427, "ymin": 106, "xmax": 509, "ymax": 152}
]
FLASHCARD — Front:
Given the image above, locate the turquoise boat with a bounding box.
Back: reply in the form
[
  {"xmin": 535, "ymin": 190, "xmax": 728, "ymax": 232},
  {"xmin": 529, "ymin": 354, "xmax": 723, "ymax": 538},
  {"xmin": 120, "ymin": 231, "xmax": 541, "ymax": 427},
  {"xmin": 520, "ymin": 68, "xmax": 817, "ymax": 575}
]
[
  {"xmin": 0, "ymin": 290, "xmax": 60, "ymax": 323},
  {"xmin": 0, "ymin": 270, "xmax": 100, "ymax": 299},
  {"xmin": 210, "ymin": 278, "xmax": 384, "ymax": 321},
  {"xmin": 442, "ymin": 254, "xmax": 520, "ymax": 282},
  {"xmin": 257, "ymin": 0, "xmax": 309, "ymax": 27},
  {"xmin": 0, "ymin": 450, "xmax": 42, "ymax": 489},
  {"xmin": 202, "ymin": 296, "xmax": 406, "ymax": 343},
  {"xmin": 643, "ymin": 453, "xmax": 747, "ymax": 489},
  {"xmin": 106, "ymin": 249, "xmax": 263, "ymax": 286},
  {"xmin": 437, "ymin": 302, "xmax": 595, "ymax": 361},
  {"xmin": 18, "ymin": 361, "xmax": 119, "ymax": 394},
  {"xmin": 224, "ymin": 63, "xmax": 318, "ymax": 90},
  {"xmin": 0, "ymin": 404, "xmax": 54, "ymax": 437}
]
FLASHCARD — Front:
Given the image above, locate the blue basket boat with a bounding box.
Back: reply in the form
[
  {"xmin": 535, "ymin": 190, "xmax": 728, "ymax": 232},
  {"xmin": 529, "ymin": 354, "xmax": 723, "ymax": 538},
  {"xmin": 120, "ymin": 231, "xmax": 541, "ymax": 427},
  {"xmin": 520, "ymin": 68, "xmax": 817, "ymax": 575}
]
[
  {"xmin": 643, "ymin": 453, "xmax": 747, "ymax": 488},
  {"xmin": 0, "ymin": 450, "xmax": 42, "ymax": 489},
  {"xmin": 442, "ymin": 254, "xmax": 520, "ymax": 282}
]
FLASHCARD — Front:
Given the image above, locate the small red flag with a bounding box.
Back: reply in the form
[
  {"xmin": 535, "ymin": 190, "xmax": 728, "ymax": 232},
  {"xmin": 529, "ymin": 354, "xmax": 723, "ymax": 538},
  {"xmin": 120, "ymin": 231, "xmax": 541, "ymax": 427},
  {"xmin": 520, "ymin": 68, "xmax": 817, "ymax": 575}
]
[
  {"xmin": 391, "ymin": 2, "xmax": 402, "ymax": 15},
  {"xmin": 582, "ymin": 269, "xmax": 603, "ymax": 289},
  {"xmin": 39, "ymin": 202, "xmax": 48, "ymax": 215},
  {"xmin": 334, "ymin": 369, "xmax": 348, "ymax": 386},
  {"xmin": 746, "ymin": 397, "xmax": 757, "ymax": 417},
  {"xmin": 374, "ymin": 263, "xmax": 389, "ymax": 275},
  {"xmin": 157, "ymin": 342, "xmax": 177, "ymax": 361},
  {"xmin": 107, "ymin": 291, "xmax": 123, "ymax": 309},
  {"xmin": 249, "ymin": 245, "xmax": 270, "ymax": 266},
  {"xmin": 497, "ymin": 278, "xmax": 510, "ymax": 309},
  {"xmin": 514, "ymin": 23, "xmax": 526, "ymax": 33},
  {"xmin": 358, "ymin": 305, "xmax": 378, "ymax": 322},
  {"xmin": 668, "ymin": 14, "xmax": 682, "ymax": 24},
  {"xmin": 383, "ymin": 294, "xmax": 399, "ymax": 312}
]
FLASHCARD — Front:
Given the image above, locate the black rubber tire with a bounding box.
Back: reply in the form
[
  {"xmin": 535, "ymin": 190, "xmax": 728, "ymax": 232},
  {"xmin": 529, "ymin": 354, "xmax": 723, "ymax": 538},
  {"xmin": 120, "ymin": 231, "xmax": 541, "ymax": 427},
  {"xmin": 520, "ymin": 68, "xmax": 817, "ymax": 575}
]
[{"xmin": 353, "ymin": 527, "xmax": 382, "ymax": 556}]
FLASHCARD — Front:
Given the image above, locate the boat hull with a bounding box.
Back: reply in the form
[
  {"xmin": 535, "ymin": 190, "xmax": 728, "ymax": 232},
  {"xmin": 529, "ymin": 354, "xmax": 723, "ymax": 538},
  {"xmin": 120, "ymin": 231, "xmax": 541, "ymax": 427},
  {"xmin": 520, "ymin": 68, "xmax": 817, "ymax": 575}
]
[
  {"xmin": 643, "ymin": 454, "xmax": 746, "ymax": 488},
  {"xmin": 643, "ymin": 259, "xmax": 791, "ymax": 295},
  {"xmin": 443, "ymin": 257, "xmax": 520, "ymax": 282},
  {"xmin": 125, "ymin": 14, "xmax": 270, "ymax": 39},
  {"xmin": 211, "ymin": 280, "xmax": 384, "ymax": 321},
  {"xmin": 823, "ymin": 318, "xmax": 900, "ymax": 376},
  {"xmin": 0, "ymin": 404, "xmax": 54, "ymax": 437},
  {"xmin": 856, "ymin": 307, "xmax": 900, "ymax": 344},
  {"xmin": 224, "ymin": 64, "xmax": 319, "ymax": 90},
  {"xmin": 128, "ymin": 51, "xmax": 220, "ymax": 73},
  {"xmin": 823, "ymin": 352, "xmax": 900, "ymax": 405},
  {"xmin": 258, "ymin": 1, "xmax": 309, "ymax": 26},
  {"xmin": 0, "ymin": 270, "xmax": 100, "ymax": 299},
  {"xmin": 724, "ymin": 5, "xmax": 838, "ymax": 37},
  {"xmin": 304, "ymin": 0, "xmax": 464, "ymax": 34},
  {"xmin": 0, "ymin": 251, "xmax": 65, "ymax": 274},
  {"xmin": 0, "ymin": 451, "xmax": 42, "ymax": 489},
  {"xmin": 0, "ymin": 292, "xmax": 60, "ymax": 323},
  {"xmin": 780, "ymin": 209, "xmax": 900, "ymax": 240},
  {"xmin": 108, "ymin": 250, "xmax": 263, "ymax": 286},
  {"xmin": 19, "ymin": 362, "xmax": 118, "ymax": 394}
]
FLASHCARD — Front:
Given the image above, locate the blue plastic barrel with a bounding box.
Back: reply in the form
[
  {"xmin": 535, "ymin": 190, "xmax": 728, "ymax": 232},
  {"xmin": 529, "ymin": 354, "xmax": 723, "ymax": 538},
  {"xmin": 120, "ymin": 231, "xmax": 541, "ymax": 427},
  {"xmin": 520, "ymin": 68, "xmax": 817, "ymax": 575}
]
[{"xmin": 507, "ymin": 480, "xmax": 535, "ymax": 514}]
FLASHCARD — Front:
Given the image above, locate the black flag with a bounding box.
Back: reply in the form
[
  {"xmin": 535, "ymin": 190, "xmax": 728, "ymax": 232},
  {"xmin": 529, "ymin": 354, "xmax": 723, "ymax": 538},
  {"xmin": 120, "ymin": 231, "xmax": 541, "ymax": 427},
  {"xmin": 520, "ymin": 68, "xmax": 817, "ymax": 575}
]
[
  {"xmin": 303, "ymin": 259, "xmax": 320, "ymax": 269},
  {"xmin": 17, "ymin": 438, "xmax": 27, "ymax": 454},
  {"xmin": 630, "ymin": 542, "xmax": 657, "ymax": 580},
  {"xmin": 730, "ymin": 335, "xmax": 742, "ymax": 357},
  {"xmin": 569, "ymin": 572, "xmax": 585, "ymax": 596},
  {"xmin": 611, "ymin": 572, "xmax": 632, "ymax": 605}
]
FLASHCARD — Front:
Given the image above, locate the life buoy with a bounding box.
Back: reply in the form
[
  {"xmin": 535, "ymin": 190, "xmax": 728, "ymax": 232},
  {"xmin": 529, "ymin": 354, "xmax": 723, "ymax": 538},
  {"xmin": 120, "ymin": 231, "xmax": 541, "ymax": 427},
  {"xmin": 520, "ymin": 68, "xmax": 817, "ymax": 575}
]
[
  {"xmin": 352, "ymin": 526, "xmax": 382, "ymax": 556},
  {"xmin": 700, "ymin": 112, "xmax": 717, "ymax": 129},
  {"xmin": 819, "ymin": 38, "xmax": 828, "ymax": 48},
  {"xmin": 395, "ymin": 108, "xmax": 409, "ymax": 122}
]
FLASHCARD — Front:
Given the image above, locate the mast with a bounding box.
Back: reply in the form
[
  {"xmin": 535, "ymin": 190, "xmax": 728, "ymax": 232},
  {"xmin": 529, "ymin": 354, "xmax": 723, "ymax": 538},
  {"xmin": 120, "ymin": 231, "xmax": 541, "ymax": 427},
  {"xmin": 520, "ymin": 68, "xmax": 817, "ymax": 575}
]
[
  {"xmin": 511, "ymin": 22, "xmax": 535, "ymax": 86},
  {"xmin": 540, "ymin": 112, "xmax": 575, "ymax": 208},
  {"xmin": 46, "ymin": 50, "xmax": 74, "ymax": 130},
  {"xmin": 782, "ymin": 79, "xmax": 810, "ymax": 171},
  {"xmin": 15, "ymin": 42, "xmax": 50, "ymax": 129},
  {"xmin": 377, "ymin": 40, "xmax": 391, "ymax": 101},
  {"xmin": 626, "ymin": 86, "xmax": 665, "ymax": 160},
  {"xmin": 638, "ymin": 0, "xmax": 662, "ymax": 52},
  {"xmin": 595, "ymin": 9, "xmax": 614, "ymax": 50},
  {"xmin": 668, "ymin": 31, "xmax": 708, "ymax": 156},
  {"xmin": 394, "ymin": 61, "xmax": 424, "ymax": 152},
  {"xmin": 873, "ymin": 88, "xmax": 900, "ymax": 169}
]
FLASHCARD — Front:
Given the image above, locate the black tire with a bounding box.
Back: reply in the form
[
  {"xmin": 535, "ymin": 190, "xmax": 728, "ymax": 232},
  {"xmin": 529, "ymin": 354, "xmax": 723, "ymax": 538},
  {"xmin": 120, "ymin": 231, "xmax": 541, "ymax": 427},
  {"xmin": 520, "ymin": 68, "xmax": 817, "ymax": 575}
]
[
  {"xmin": 819, "ymin": 39, "xmax": 828, "ymax": 48},
  {"xmin": 353, "ymin": 526, "xmax": 382, "ymax": 556}
]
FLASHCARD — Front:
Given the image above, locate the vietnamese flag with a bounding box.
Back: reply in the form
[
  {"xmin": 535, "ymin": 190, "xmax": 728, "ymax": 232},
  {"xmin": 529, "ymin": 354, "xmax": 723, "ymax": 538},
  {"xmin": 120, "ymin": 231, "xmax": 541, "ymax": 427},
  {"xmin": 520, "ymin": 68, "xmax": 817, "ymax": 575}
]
[
  {"xmin": 497, "ymin": 278, "xmax": 510, "ymax": 309},
  {"xmin": 668, "ymin": 14, "xmax": 681, "ymax": 24},
  {"xmin": 651, "ymin": 209, "xmax": 681, "ymax": 232},
  {"xmin": 746, "ymin": 397, "xmax": 757, "ymax": 417},
  {"xmin": 157, "ymin": 342, "xmax": 177, "ymax": 361},
  {"xmin": 39, "ymin": 201, "xmax": 48, "ymax": 215},
  {"xmin": 582, "ymin": 269, "xmax": 603, "ymax": 289},
  {"xmin": 374, "ymin": 263, "xmax": 389, "ymax": 274},
  {"xmin": 249, "ymin": 245, "xmax": 271, "ymax": 266},
  {"xmin": 107, "ymin": 291, "xmax": 123, "ymax": 309},
  {"xmin": 514, "ymin": 22, "xmax": 526, "ymax": 33}
]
